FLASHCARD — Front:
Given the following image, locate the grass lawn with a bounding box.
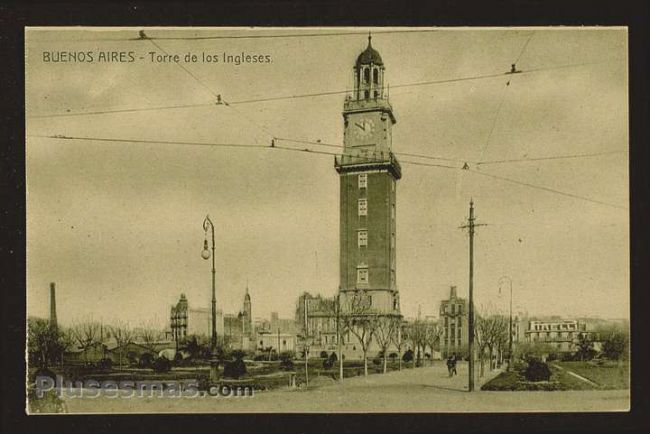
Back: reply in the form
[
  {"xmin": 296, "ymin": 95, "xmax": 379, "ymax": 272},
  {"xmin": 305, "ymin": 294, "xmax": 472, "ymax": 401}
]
[{"xmin": 556, "ymin": 361, "xmax": 629, "ymax": 390}]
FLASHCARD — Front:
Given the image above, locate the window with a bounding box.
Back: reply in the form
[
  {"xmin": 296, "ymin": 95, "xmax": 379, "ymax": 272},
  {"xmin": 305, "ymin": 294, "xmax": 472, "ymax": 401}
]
[
  {"xmin": 357, "ymin": 267, "xmax": 368, "ymax": 285},
  {"xmin": 358, "ymin": 230, "xmax": 368, "ymax": 247},
  {"xmin": 363, "ymin": 67, "xmax": 370, "ymax": 83},
  {"xmin": 364, "ymin": 90, "xmax": 370, "ymax": 99},
  {"xmin": 373, "ymin": 68, "xmax": 379, "ymax": 84},
  {"xmin": 358, "ymin": 173, "xmax": 367, "ymax": 189},
  {"xmin": 391, "ymin": 180, "xmax": 395, "ymax": 192},
  {"xmin": 358, "ymin": 198, "xmax": 367, "ymax": 216},
  {"xmin": 390, "ymin": 232, "xmax": 395, "ymax": 249},
  {"xmin": 391, "ymin": 204, "xmax": 395, "ymax": 220}
]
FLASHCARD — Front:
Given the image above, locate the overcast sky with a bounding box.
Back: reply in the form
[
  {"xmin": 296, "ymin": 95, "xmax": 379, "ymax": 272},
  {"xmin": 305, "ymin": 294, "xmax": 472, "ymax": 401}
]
[{"xmin": 25, "ymin": 27, "xmax": 628, "ymax": 328}]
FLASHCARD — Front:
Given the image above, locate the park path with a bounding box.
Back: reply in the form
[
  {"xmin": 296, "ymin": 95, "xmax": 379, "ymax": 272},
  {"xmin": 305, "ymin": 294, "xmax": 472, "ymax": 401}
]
[
  {"xmin": 60, "ymin": 361, "xmax": 628, "ymax": 413},
  {"xmin": 550, "ymin": 363, "xmax": 600, "ymax": 387}
]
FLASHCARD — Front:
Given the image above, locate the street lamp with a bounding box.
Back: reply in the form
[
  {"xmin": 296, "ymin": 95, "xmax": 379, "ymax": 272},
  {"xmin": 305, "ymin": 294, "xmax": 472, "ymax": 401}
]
[
  {"xmin": 202, "ymin": 215, "xmax": 219, "ymax": 382},
  {"xmin": 499, "ymin": 275, "xmax": 513, "ymax": 371}
]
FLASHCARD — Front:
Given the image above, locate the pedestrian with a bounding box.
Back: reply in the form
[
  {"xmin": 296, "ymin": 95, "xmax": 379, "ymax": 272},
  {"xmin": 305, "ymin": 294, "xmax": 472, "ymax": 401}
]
[
  {"xmin": 452, "ymin": 354, "xmax": 458, "ymax": 376},
  {"xmin": 446, "ymin": 355, "xmax": 453, "ymax": 377}
]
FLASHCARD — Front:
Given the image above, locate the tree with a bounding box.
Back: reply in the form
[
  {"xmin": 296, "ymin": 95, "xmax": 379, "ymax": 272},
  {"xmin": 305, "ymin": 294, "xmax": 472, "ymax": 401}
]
[
  {"xmin": 424, "ymin": 322, "xmax": 443, "ymax": 362},
  {"xmin": 475, "ymin": 305, "xmax": 509, "ymax": 376},
  {"xmin": 110, "ymin": 323, "xmax": 134, "ymax": 369},
  {"xmin": 601, "ymin": 332, "xmax": 629, "ymax": 360},
  {"xmin": 185, "ymin": 335, "xmax": 207, "ymax": 360},
  {"xmin": 392, "ymin": 322, "xmax": 405, "ymax": 370},
  {"xmin": 374, "ymin": 317, "xmax": 400, "ymax": 373},
  {"xmin": 138, "ymin": 322, "xmax": 160, "ymax": 351},
  {"xmin": 340, "ymin": 290, "xmax": 380, "ymax": 377},
  {"xmin": 408, "ymin": 320, "xmax": 428, "ymax": 367},
  {"xmin": 575, "ymin": 332, "xmax": 595, "ymax": 361},
  {"xmin": 68, "ymin": 321, "xmax": 102, "ymax": 364},
  {"xmin": 28, "ymin": 318, "xmax": 68, "ymax": 368},
  {"xmin": 515, "ymin": 342, "xmax": 555, "ymax": 361}
]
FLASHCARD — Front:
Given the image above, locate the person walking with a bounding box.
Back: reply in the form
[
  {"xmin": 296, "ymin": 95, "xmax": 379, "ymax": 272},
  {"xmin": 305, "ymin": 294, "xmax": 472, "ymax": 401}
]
[
  {"xmin": 446, "ymin": 355, "xmax": 454, "ymax": 377},
  {"xmin": 451, "ymin": 354, "xmax": 458, "ymax": 376}
]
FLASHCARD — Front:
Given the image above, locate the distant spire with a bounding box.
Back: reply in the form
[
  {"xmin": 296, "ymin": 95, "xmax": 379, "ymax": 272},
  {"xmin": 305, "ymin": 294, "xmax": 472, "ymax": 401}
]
[{"xmin": 368, "ymin": 30, "xmax": 372, "ymax": 47}]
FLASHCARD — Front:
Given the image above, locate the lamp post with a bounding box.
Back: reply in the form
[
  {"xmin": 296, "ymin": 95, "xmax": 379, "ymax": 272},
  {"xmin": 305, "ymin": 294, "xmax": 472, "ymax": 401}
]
[
  {"xmin": 201, "ymin": 215, "xmax": 219, "ymax": 382},
  {"xmin": 499, "ymin": 275, "xmax": 513, "ymax": 371}
]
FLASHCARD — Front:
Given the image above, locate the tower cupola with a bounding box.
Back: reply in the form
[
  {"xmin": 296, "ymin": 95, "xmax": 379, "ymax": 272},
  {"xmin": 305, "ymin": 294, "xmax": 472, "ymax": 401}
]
[{"xmin": 354, "ymin": 34, "xmax": 386, "ymax": 101}]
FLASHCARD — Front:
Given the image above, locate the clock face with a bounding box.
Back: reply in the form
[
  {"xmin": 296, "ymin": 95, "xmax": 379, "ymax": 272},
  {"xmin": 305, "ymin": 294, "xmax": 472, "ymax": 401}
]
[{"xmin": 352, "ymin": 117, "xmax": 376, "ymax": 139}]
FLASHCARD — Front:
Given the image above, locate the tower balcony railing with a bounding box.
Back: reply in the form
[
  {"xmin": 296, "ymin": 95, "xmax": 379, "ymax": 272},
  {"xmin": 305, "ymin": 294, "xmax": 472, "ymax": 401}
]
[
  {"xmin": 344, "ymin": 95, "xmax": 394, "ymax": 117},
  {"xmin": 335, "ymin": 150, "xmax": 402, "ymax": 179}
]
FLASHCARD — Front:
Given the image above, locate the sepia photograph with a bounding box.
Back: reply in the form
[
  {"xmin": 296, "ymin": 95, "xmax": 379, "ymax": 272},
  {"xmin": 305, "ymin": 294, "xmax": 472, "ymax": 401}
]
[{"xmin": 24, "ymin": 26, "xmax": 629, "ymax": 414}]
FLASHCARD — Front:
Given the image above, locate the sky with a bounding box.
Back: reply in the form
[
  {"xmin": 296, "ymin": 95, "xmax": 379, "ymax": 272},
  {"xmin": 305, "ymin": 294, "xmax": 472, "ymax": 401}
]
[{"xmin": 25, "ymin": 27, "xmax": 629, "ymax": 329}]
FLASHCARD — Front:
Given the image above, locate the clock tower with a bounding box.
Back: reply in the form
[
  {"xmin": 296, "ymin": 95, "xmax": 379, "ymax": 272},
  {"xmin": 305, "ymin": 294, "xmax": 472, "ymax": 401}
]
[{"xmin": 335, "ymin": 36, "xmax": 401, "ymax": 316}]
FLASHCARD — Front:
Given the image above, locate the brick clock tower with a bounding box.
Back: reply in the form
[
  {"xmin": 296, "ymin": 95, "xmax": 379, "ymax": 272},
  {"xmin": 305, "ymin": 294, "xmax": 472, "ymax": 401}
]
[{"xmin": 335, "ymin": 36, "xmax": 402, "ymax": 317}]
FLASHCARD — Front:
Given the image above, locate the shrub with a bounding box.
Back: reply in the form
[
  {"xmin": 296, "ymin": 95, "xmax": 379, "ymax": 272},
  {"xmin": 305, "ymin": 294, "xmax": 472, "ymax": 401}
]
[
  {"xmin": 223, "ymin": 359, "xmax": 247, "ymax": 379},
  {"xmin": 323, "ymin": 358, "xmax": 333, "ymax": 369},
  {"xmin": 602, "ymin": 333, "xmax": 628, "ymax": 360},
  {"xmin": 279, "ymin": 351, "xmax": 294, "ymax": 371},
  {"xmin": 231, "ymin": 350, "xmax": 247, "ymax": 360},
  {"xmin": 329, "ymin": 352, "xmax": 338, "ymax": 363},
  {"xmin": 388, "ymin": 353, "xmax": 398, "ymax": 360},
  {"xmin": 320, "ymin": 351, "xmax": 329, "ymax": 359},
  {"xmin": 560, "ymin": 352, "xmax": 575, "ymax": 362},
  {"xmin": 152, "ymin": 357, "xmax": 172, "ymax": 373},
  {"xmin": 372, "ymin": 357, "xmax": 381, "ymax": 366},
  {"xmin": 402, "ymin": 349, "xmax": 414, "ymax": 362},
  {"xmin": 138, "ymin": 353, "xmax": 153, "ymax": 368},
  {"xmin": 279, "ymin": 350, "xmax": 295, "ymax": 361},
  {"xmin": 253, "ymin": 354, "xmax": 267, "ymax": 361},
  {"xmin": 512, "ymin": 359, "xmax": 527, "ymax": 373},
  {"xmin": 98, "ymin": 358, "xmax": 113, "ymax": 370},
  {"xmin": 524, "ymin": 359, "xmax": 551, "ymax": 382}
]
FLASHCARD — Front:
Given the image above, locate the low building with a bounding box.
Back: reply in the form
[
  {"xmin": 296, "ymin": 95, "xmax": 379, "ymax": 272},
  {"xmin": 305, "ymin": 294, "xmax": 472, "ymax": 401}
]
[
  {"xmin": 524, "ymin": 319, "xmax": 594, "ymax": 353},
  {"xmin": 256, "ymin": 332, "xmax": 297, "ymax": 353}
]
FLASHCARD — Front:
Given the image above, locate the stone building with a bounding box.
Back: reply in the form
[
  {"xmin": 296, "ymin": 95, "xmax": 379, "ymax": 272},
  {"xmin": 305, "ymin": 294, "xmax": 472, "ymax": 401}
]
[
  {"xmin": 169, "ymin": 289, "xmax": 254, "ymax": 350},
  {"xmin": 439, "ymin": 286, "xmax": 469, "ymax": 357}
]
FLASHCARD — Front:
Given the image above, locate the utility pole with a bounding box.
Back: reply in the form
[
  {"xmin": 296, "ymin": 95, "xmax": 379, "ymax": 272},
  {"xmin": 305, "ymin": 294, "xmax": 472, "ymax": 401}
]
[
  {"xmin": 303, "ymin": 296, "xmax": 309, "ymax": 388},
  {"xmin": 337, "ymin": 293, "xmax": 343, "ymax": 381},
  {"xmin": 459, "ymin": 199, "xmax": 486, "ymax": 392}
]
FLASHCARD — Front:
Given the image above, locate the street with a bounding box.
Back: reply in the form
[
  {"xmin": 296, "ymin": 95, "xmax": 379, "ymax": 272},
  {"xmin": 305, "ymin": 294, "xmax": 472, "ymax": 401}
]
[{"xmin": 60, "ymin": 361, "xmax": 629, "ymax": 413}]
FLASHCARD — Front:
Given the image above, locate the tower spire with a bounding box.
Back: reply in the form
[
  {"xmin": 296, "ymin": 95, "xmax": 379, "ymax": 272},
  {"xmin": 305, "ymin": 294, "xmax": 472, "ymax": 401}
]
[{"xmin": 368, "ymin": 30, "xmax": 372, "ymax": 46}]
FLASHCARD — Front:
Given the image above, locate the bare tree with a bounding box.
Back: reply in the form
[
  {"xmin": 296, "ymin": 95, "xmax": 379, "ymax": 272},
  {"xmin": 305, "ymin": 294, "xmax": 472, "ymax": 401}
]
[
  {"xmin": 475, "ymin": 304, "xmax": 509, "ymax": 376},
  {"xmin": 110, "ymin": 323, "xmax": 134, "ymax": 369},
  {"xmin": 408, "ymin": 320, "xmax": 428, "ymax": 367},
  {"xmin": 138, "ymin": 322, "xmax": 160, "ymax": 351},
  {"xmin": 392, "ymin": 322, "xmax": 405, "ymax": 371},
  {"xmin": 68, "ymin": 321, "xmax": 102, "ymax": 364},
  {"xmin": 374, "ymin": 317, "xmax": 400, "ymax": 373},
  {"xmin": 340, "ymin": 290, "xmax": 380, "ymax": 377},
  {"xmin": 424, "ymin": 322, "xmax": 443, "ymax": 362}
]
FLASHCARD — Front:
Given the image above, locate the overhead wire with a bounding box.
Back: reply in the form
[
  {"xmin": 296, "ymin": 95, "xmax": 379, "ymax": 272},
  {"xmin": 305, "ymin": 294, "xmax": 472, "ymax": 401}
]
[
  {"xmin": 28, "ymin": 133, "xmax": 626, "ymax": 210},
  {"xmin": 27, "ymin": 60, "xmax": 604, "ymax": 119},
  {"xmin": 146, "ymin": 36, "xmax": 276, "ymax": 141}
]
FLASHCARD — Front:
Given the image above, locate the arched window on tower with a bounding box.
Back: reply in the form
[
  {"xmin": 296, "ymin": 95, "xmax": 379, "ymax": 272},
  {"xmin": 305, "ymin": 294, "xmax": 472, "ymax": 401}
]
[
  {"xmin": 363, "ymin": 67, "xmax": 370, "ymax": 84},
  {"xmin": 373, "ymin": 68, "xmax": 379, "ymax": 84},
  {"xmin": 364, "ymin": 90, "xmax": 370, "ymax": 99}
]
